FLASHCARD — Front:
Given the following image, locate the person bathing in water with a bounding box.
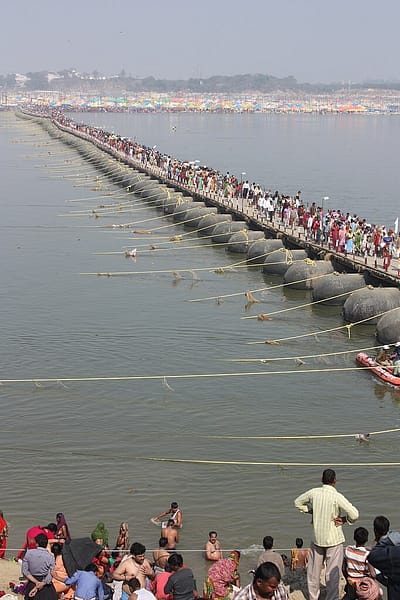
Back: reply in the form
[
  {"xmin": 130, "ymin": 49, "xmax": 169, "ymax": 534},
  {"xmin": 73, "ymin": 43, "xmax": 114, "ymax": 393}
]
[{"xmin": 152, "ymin": 502, "xmax": 182, "ymax": 528}]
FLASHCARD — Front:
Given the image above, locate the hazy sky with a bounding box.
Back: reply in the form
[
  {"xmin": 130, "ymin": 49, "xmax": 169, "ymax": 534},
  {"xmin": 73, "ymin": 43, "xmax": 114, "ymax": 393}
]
[{"xmin": 1, "ymin": 0, "xmax": 399, "ymax": 83}]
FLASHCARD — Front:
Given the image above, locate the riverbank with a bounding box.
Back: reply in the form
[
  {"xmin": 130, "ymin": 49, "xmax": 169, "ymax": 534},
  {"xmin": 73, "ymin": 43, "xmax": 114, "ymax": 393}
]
[{"xmin": 0, "ymin": 560, "xmax": 20, "ymax": 595}]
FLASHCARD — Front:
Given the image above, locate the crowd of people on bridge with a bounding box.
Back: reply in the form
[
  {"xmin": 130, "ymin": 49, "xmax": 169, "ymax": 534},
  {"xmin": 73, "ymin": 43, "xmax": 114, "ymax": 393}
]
[
  {"xmin": 2, "ymin": 471, "xmax": 400, "ymax": 600},
  {"xmin": 45, "ymin": 109, "xmax": 400, "ymax": 271}
]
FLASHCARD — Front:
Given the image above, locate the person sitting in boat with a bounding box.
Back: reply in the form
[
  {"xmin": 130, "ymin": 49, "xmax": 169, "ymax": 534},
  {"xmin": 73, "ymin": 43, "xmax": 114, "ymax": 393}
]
[
  {"xmin": 376, "ymin": 345, "xmax": 393, "ymax": 367},
  {"xmin": 391, "ymin": 341, "xmax": 400, "ymax": 375},
  {"xmin": 390, "ymin": 341, "xmax": 400, "ymax": 361}
]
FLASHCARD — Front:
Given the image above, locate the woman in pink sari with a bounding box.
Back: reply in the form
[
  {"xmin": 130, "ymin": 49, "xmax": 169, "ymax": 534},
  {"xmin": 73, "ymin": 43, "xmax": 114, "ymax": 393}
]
[{"xmin": 204, "ymin": 551, "xmax": 240, "ymax": 600}]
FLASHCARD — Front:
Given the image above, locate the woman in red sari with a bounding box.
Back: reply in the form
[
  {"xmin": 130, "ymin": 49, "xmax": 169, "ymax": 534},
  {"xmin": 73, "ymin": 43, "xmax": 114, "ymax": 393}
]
[{"xmin": 0, "ymin": 510, "xmax": 8, "ymax": 559}]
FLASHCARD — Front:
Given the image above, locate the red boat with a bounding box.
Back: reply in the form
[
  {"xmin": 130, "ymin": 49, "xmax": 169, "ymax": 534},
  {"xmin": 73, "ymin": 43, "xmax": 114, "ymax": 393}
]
[{"xmin": 356, "ymin": 352, "xmax": 400, "ymax": 387}]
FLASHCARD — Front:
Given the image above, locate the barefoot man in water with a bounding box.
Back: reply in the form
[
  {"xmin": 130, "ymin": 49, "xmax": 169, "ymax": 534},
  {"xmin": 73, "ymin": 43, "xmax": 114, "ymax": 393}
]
[
  {"xmin": 161, "ymin": 520, "xmax": 179, "ymax": 549},
  {"xmin": 153, "ymin": 537, "xmax": 170, "ymax": 571},
  {"xmin": 205, "ymin": 531, "xmax": 223, "ymax": 561},
  {"xmin": 152, "ymin": 502, "xmax": 182, "ymax": 528}
]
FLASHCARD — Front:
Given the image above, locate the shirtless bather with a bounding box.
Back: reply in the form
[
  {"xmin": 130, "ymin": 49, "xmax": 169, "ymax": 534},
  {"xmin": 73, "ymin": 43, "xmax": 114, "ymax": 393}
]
[
  {"xmin": 161, "ymin": 520, "xmax": 179, "ymax": 549},
  {"xmin": 113, "ymin": 542, "xmax": 154, "ymax": 589},
  {"xmin": 152, "ymin": 538, "xmax": 170, "ymax": 570},
  {"xmin": 205, "ymin": 531, "xmax": 223, "ymax": 561}
]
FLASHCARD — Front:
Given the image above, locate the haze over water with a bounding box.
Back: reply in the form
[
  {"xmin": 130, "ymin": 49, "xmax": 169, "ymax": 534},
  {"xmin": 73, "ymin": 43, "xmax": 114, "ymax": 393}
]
[{"xmin": 1, "ymin": 111, "xmax": 399, "ymax": 582}]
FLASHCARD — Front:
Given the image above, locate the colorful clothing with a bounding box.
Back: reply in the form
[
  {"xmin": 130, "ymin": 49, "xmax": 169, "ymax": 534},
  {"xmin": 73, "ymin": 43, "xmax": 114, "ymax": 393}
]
[
  {"xmin": 64, "ymin": 570, "xmax": 104, "ymax": 600},
  {"xmin": 16, "ymin": 526, "xmax": 55, "ymax": 560},
  {"xmin": 52, "ymin": 554, "xmax": 74, "ymax": 600},
  {"xmin": 91, "ymin": 522, "xmax": 109, "ymax": 546},
  {"xmin": 346, "ymin": 233, "xmax": 354, "ymax": 254},
  {"xmin": 0, "ymin": 515, "xmax": 8, "ymax": 559},
  {"xmin": 232, "ymin": 582, "xmax": 288, "ymax": 600},
  {"xmin": 151, "ymin": 572, "xmax": 172, "ymax": 600},
  {"xmin": 290, "ymin": 548, "xmax": 310, "ymax": 571},
  {"xmin": 56, "ymin": 513, "xmax": 71, "ymax": 541},
  {"xmin": 204, "ymin": 552, "xmax": 240, "ymax": 600},
  {"xmin": 115, "ymin": 523, "xmax": 129, "ymax": 552},
  {"xmin": 344, "ymin": 544, "xmax": 370, "ymax": 580},
  {"xmin": 353, "ymin": 577, "xmax": 382, "ymax": 599}
]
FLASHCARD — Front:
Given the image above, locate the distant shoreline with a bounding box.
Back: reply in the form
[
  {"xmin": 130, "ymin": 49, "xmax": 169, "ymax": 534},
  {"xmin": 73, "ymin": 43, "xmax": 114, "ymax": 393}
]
[{"xmin": 1, "ymin": 90, "xmax": 400, "ymax": 115}]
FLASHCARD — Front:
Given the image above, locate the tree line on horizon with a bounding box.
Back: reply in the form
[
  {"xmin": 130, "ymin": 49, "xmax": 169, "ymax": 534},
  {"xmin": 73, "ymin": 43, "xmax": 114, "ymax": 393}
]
[{"xmin": 1, "ymin": 69, "xmax": 400, "ymax": 93}]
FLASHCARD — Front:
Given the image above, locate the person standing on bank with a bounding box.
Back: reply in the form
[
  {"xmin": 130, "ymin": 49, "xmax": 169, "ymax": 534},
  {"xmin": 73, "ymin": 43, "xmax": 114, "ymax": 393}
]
[
  {"xmin": 0, "ymin": 510, "xmax": 8, "ymax": 559},
  {"xmin": 294, "ymin": 468, "xmax": 359, "ymax": 600},
  {"xmin": 164, "ymin": 553, "xmax": 197, "ymax": 600},
  {"xmin": 256, "ymin": 537, "xmax": 285, "ymax": 580},
  {"xmin": 22, "ymin": 533, "xmax": 57, "ymax": 600}
]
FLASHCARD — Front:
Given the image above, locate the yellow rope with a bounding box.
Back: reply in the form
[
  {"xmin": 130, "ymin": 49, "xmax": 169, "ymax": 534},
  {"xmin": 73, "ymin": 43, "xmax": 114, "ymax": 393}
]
[
  {"xmin": 62, "ymin": 190, "xmax": 165, "ymax": 216},
  {"xmin": 94, "ymin": 238, "xmax": 266, "ymax": 255},
  {"xmin": 121, "ymin": 219, "xmax": 232, "ymax": 242},
  {"xmin": 102, "ymin": 203, "xmax": 206, "ymax": 227},
  {"xmin": 248, "ymin": 306, "xmax": 400, "ymax": 344},
  {"xmin": 64, "ymin": 192, "xmax": 147, "ymax": 212},
  {"xmin": 104, "ymin": 212, "xmax": 201, "ymax": 233},
  {"xmin": 71, "ymin": 188, "xmax": 172, "ymax": 212},
  {"xmin": 138, "ymin": 209, "xmax": 218, "ymax": 232},
  {"xmin": 41, "ymin": 158, "xmax": 84, "ymax": 168},
  {"xmin": 133, "ymin": 457, "xmax": 400, "ymax": 467},
  {"xmin": 66, "ymin": 183, "xmax": 136, "ymax": 200},
  {"xmin": 279, "ymin": 247, "xmax": 293, "ymax": 265},
  {"xmin": 193, "ymin": 427, "xmax": 400, "ymax": 440},
  {"xmin": 80, "ymin": 257, "xmax": 315, "ymax": 276},
  {"xmin": 169, "ymin": 221, "xmax": 231, "ymax": 239},
  {"xmin": 242, "ymin": 286, "xmax": 367, "ymax": 319},
  {"xmin": 224, "ymin": 344, "xmax": 381, "ymax": 363},
  {"xmin": 66, "ymin": 192, "xmax": 124, "ymax": 203},
  {"xmin": 189, "ymin": 272, "xmax": 334, "ymax": 302},
  {"xmin": 0, "ymin": 365, "xmax": 390, "ymax": 384}
]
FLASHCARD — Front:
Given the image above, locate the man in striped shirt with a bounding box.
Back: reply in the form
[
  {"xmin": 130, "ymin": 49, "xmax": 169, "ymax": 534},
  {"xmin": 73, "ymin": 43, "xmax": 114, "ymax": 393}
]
[
  {"xmin": 232, "ymin": 562, "xmax": 288, "ymax": 600},
  {"xmin": 294, "ymin": 468, "xmax": 359, "ymax": 600}
]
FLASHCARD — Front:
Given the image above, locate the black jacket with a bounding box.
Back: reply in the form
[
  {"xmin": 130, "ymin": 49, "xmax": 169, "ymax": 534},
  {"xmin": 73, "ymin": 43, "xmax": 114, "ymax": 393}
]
[{"xmin": 368, "ymin": 531, "xmax": 400, "ymax": 600}]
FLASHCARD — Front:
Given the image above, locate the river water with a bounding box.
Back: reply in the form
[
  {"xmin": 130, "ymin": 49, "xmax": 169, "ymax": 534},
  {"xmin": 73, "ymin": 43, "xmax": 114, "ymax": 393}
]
[{"xmin": 1, "ymin": 111, "xmax": 399, "ymax": 584}]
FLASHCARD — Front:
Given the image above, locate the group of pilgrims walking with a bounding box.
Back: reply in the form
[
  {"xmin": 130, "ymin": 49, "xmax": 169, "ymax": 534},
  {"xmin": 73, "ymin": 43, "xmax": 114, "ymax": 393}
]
[{"xmin": 40, "ymin": 108, "xmax": 399, "ymax": 272}]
